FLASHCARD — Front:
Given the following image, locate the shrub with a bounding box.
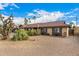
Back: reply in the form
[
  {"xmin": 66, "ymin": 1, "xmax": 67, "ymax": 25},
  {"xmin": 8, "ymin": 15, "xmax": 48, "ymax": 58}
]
[
  {"xmin": 26, "ymin": 29, "xmax": 38, "ymax": 36},
  {"xmin": 11, "ymin": 29, "xmax": 28, "ymax": 41}
]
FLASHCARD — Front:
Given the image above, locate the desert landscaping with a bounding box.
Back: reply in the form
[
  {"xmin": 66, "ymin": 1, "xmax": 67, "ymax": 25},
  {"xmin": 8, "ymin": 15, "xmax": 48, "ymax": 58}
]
[
  {"xmin": 0, "ymin": 12, "xmax": 79, "ymax": 56},
  {"xmin": 0, "ymin": 35, "xmax": 79, "ymax": 56},
  {"xmin": 0, "ymin": 3, "xmax": 79, "ymax": 56}
]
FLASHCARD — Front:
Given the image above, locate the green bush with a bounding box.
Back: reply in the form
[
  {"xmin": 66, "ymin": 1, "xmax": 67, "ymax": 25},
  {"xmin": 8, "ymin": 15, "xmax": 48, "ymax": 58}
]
[
  {"xmin": 11, "ymin": 29, "xmax": 29, "ymax": 41},
  {"xmin": 26, "ymin": 29, "xmax": 38, "ymax": 36}
]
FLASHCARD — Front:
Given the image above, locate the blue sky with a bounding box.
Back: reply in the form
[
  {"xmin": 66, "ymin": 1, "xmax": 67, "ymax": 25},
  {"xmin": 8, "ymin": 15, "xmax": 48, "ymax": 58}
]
[
  {"xmin": 0, "ymin": 3, "xmax": 79, "ymax": 17},
  {"xmin": 0, "ymin": 3, "xmax": 79, "ymax": 25}
]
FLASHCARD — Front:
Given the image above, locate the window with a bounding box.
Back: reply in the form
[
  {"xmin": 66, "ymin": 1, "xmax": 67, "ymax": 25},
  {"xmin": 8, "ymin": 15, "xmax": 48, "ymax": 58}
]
[
  {"xmin": 41, "ymin": 28, "xmax": 47, "ymax": 35},
  {"xmin": 52, "ymin": 28, "xmax": 62, "ymax": 36},
  {"xmin": 54, "ymin": 28, "xmax": 60, "ymax": 33}
]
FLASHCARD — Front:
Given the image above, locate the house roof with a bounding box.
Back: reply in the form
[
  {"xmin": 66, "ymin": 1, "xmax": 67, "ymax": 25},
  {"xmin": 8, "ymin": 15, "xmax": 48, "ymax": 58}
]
[{"xmin": 23, "ymin": 21, "xmax": 69, "ymax": 28}]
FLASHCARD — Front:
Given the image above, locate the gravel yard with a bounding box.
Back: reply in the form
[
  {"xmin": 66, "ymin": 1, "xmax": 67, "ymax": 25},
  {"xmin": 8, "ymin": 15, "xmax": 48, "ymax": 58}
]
[{"xmin": 0, "ymin": 35, "xmax": 79, "ymax": 56}]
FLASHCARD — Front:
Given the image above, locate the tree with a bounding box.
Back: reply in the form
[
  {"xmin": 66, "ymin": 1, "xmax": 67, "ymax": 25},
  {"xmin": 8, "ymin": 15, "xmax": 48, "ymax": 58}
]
[
  {"xmin": 24, "ymin": 18, "xmax": 31, "ymax": 24},
  {"xmin": 28, "ymin": 18, "xmax": 31, "ymax": 24},
  {"xmin": 24, "ymin": 18, "xmax": 28, "ymax": 25},
  {"xmin": 32, "ymin": 16, "xmax": 36, "ymax": 23},
  {"xmin": 69, "ymin": 22, "xmax": 75, "ymax": 29},
  {"xmin": 0, "ymin": 14, "xmax": 14, "ymax": 40}
]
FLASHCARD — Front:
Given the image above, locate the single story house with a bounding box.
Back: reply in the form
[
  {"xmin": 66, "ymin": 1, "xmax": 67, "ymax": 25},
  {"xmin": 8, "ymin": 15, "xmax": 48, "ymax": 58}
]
[
  {"xmin": 22, "ymin": 21, "xmax": 69, "ymax": 37},
  {"xmin": 74, "ymin": 27, "xmax": 79, "ymax": 35}
]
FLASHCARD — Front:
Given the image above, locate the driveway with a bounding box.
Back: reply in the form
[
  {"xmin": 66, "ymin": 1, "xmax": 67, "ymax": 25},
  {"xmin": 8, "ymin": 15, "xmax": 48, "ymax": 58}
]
[{"xmin": 0, "ymin": 35, "xmax": 79, "ymax": 56}]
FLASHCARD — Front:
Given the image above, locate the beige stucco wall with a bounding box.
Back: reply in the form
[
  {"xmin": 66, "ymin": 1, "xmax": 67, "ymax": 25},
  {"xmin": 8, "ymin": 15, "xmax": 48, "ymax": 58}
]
[
  {"xmin": 62, "ymin": 27, "xmax": 69, "ymax": 37},
  {"xmin": 47, "ymin": 28, "xmax": 52, "ymax": 35},
  {"xmin": 37, "ymin": 28, "xmax": 41, "ymax": 35},
  {"xmin": 74, "ymin": 27, "xmax": 79, "ymax": 35}
]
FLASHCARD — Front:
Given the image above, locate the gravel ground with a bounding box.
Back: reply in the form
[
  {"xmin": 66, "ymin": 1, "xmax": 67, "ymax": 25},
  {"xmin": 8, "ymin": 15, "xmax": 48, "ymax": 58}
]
[{"xmin": 0, "ymin": 35, "xmax": 79, "ymax": 56}]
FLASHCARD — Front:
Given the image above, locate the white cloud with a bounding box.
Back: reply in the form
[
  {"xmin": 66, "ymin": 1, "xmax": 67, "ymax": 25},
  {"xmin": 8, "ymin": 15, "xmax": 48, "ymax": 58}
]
[
  {"xmin": 65, "ymin": 8, "xmax": 79, "ymax": 15},
  {"xmin": 65, "ymin": 12, "xmax": 72, "ymax": 15},
  {"xmin": 71, "ymin": 20, "xmax": 76, "ymax": 25},
  {"xmin": 62, "ymin": 8, "xmax": 79, "ymax": 25},
  {"xmin": 11, "ymin": 3, "xmax": 19, "ymax": 8},
  {"xmin": 10, "ymin": 8, "xmax": 13, "ymax": 10},
  {"xmin": 0, "ymin": 14, "xmax": 9, "ymax": 25},
  {"xmin": 0, "ymin": 4, "xmax": 5, "ymax": 10},
  {"xmin": 0, "ymin": 9, "xmax": 64, "ymax": 25},
  {"xmin": 27, "ymin": 13, "xmax": 35, "ymax": 16},
  {"xmin": 66, "ymin": 15, "xmax": 75, "ymax": 18},
  {"xmin": 34, "ymin": 9, "xmax": 50, "ymax": 16},
  {"xmin": 69, "ymin": 15, "xmax": 75, "ymax": 17},
  {"xmin": 1, "ymin": 14, "xmax": 9, "ymax": 19},
  {"xmin": 51, "ymin": 11, "xmax": 64, "ymax": 18},
  {"xmin": 1, "ymin": 8, "xmax": 79, "ymax": 26},
  {"xmin": 0, "ymin": 14, "xmax": 24, "ymax": 25},
  {"xmin": 0, "ymin": 7, "xmax": 4, "ymax": 10},
  {"xmin": 27, "ymin": 9, "xmax": 64, "ymax": 24},
  {"xmin": 0, "ymin": 3, "xmax": 19, "ymax": 10},
  {"xmin": 73, "ymin": 8, "xmax": 79, "ymax": 11},
  {"xmin": 13, "ymin": 17, "xmax": 24, "ymax": 25}
]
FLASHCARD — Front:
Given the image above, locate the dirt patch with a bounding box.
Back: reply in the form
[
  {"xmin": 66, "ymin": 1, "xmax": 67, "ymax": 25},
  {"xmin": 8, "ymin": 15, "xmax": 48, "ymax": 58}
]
[{"xmin": 0, "ymin": 35, "xmax": 79, "ymax": 56}]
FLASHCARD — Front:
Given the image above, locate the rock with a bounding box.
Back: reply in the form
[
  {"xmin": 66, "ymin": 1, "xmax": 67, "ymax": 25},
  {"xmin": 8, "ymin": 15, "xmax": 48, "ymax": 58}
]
[
  {"xmin": 9, "ymin": 33, "xmax": 15, "ymax": 39},
  {"xmin": 29, "ymin": 39, "xmax": 35, "ymax": 41}
]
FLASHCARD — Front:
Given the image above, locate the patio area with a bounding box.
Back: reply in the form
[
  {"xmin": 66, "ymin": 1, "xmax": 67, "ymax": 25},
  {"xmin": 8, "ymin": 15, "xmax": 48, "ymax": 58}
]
[{"xmin": 0, "ymin": 35, "xmax": 79, "ymax": 56}]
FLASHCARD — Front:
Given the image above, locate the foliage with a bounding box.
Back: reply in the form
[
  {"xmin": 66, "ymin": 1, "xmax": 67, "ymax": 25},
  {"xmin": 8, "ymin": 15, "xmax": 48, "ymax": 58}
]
[
  {"xmin": 0, "ymin": 27, "xmax": 2, "ymax": 34},
  {"xmin": 0, "ymin": 14, "xmax": 14, "ymax": 40},
  {"xmin": 26, "ymin": 29, "xmax": 38, "ymax": 36},
  {"xmin": 24, "ymin": 18, "xmax": 28, "ymax": 25},
  {"xmin": 11, "ymin": 29, "xmax": 29, "ymax": 41},
  {"xmin": 69, "ymin": 22, "xmax": 75, "ymax": 29}
]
